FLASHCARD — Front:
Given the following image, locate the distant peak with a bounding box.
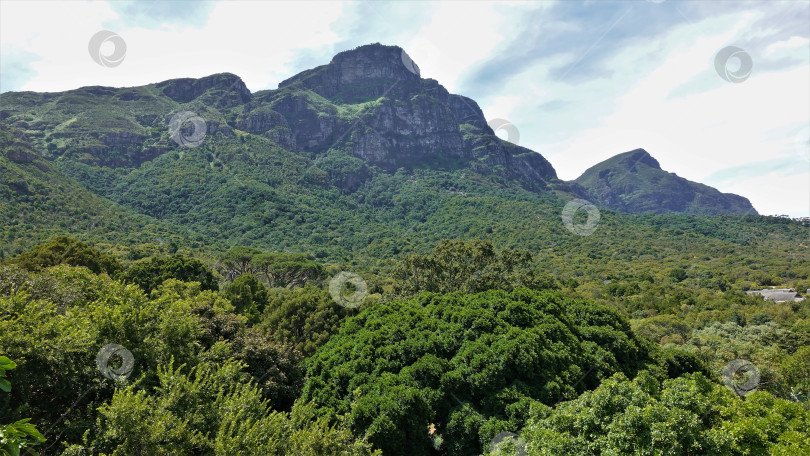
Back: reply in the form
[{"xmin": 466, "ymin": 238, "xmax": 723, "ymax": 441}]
[{"xmin": 615, "ymin": 148, "xmax": 661, "ymax": 170}]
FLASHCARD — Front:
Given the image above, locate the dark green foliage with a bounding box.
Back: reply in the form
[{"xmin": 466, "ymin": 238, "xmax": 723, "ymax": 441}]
[
  {"xmin": 3, "ymin": 235, "xmax": 121, "ymax": 276},
  {"xmin": 219, "ymin": 248, "xmax": 325, "ymax": 288},
  {"xmin": 1, "ymin": 355, "xmax": 47, "ymax": 456},
  {"xmin": 392, "ymin": 239, "xmax": 559, "ymax": 297},
  {"xmin": 659, "ymin": 346, "xmax": 712, "ymax": 378},
  {"xmin": 258, "ymin": 285, "xmax": 353, "ymax": 358},
  {"xmin": 120, "ymin": 254, "xmax": 218, "ymax": 293},
  {"xmin": 0, "ymin": 356, "xmax": 46, "ymax": 456},
  {"xmin": 222, "ymin": 273, "xmax": 268, "ymax": 323},
  {"xmin": 300, "ymin": 288, "xmax": 657, "ymax": 456}
]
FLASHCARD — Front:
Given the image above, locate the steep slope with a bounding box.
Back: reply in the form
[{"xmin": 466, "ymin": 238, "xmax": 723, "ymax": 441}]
[
  {"xmin": 249, "ymin": 43, "xmax": 557, "ymax": 189},
  {"xmin": 571, "ymin": 149, "xmax": 758, "ymax": 215},
  {"xmin": 0, "ymin": 125, "xmax": 196, "ymax": 259}
]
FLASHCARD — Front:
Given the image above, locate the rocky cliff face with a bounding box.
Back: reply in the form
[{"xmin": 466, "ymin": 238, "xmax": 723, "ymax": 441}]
[
  {"xmin": 263, "ymin": 44, "xmax": 556, "ymax": 186},
  {"xmin": 0, "ymin": 43, "xmax": 557, "ymax": 189},
  {"xmin": 571, "ymin": 149, "xmax": 758, "ymax": 215}
]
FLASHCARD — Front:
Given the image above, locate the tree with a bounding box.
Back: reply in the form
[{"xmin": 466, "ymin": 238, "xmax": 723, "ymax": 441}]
[
  {"xmin": 0, "ymin": 356, "xmax": 46, "ymax": 456},
  {"xmin": 0, "ymin": 265, "xmax": 313, "ymax": 452},
  {"xmin": 121, "ymin": 254, "xmax": 218, "ymax": 293},
  {"xmin": 300, "ymin": 288, "xmax": 658, "ymax": 456},
  {"xmin": 251, "ymin": 253, "xmax": 326, "ymax": 288},
  {"xmin": 258, "ymin": 285, "xmax": 351, "ymax": 358},
  {"xmin": 223, "ymin": 273, "xmax": 268, "ymax": 323},
  {"xmin": 82, "ymin": 360, "xmax": 378, "ymax": 455},
  {"xmin": 219, "ymin": 247, "xmax": 263, "ymax": 281},
  {"xmin": 4, "ymin": 236, "xmax": 121, "ymax": 276},
  {"xmin": 218, "ymin": 248, "xmax": 326, "ymax": 288},
  {"xmin": 391, "ymin": 239, "xmax": 558, "ymax": 297},
  {"xmin": 777, "ymin": 346, "xmax": 810, "ymax": 402}
]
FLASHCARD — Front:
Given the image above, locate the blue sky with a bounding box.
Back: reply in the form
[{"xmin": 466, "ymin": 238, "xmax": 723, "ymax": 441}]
[{"xmin": 1, "ymin": 0, "xmax": 808, "ymax": 216}]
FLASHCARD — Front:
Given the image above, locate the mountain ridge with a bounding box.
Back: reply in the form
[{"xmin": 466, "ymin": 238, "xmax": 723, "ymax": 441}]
[
  {"xmin": 570, "ymin": 148, "xmax": 758, "ymax": 215},
  {"xmin": 0, "ymin": 42, "xmax": 762, "ymax": 260}
]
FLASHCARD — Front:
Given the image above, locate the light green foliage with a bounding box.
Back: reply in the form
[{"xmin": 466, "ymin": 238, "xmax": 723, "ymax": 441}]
[
  {"xmin": 777, "ymin": 346, "xmax": 810, "ymax": 402},
  {"xmin": 518, "ymin": 372, "xmax": 810, "ymax": 456},
  {"xmin": 0, "ymin": 266, "xmax": 306, "ymax": 451},
  {"xmin": 85, "ymin": 360, "xmax": 378, "ymax": 455}
]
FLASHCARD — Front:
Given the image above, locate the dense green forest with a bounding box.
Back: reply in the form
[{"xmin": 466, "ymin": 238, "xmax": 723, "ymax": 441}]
[
  {"xmin": 0, "ymin": 235, "xmax": 808, "ymax": 455},
  {"xmin": 1, "ymin": 43, "xmax": 808, "ymax": 455}
]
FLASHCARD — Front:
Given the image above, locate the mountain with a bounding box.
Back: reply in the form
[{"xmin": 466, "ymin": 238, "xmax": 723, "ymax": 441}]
[
  {"xmin": 0, "ymin": 125, "xmax": 192, "ymax": 259},
  {"xmin": 0, "ymin": 43, "xmax": 773, "ymax": 262},
  {"xmin": 569, "ymin": 148, "xmax": 758, "ymax": 215}
]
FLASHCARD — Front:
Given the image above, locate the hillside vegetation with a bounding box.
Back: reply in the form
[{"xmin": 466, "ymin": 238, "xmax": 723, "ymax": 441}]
[{"xmin": 0, "ymin": 43, "xmax": 807, "ymax": 455}]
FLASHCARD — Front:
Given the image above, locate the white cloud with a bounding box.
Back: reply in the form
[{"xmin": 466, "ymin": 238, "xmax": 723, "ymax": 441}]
[
  {"xmin": 476, "ymin": 3, "xmax": 809, "ymax": 216},
  {"xmin": 1, "ymin": 0, "xmax": 346, "ymax": 92}
]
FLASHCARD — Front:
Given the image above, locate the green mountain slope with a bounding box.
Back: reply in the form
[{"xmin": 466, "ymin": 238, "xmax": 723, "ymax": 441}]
[{"xmin": 0, "ymin": 125, "xmax": 198, "ymax": 259}]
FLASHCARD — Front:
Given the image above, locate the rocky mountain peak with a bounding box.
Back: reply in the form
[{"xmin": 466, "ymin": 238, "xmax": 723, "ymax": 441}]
[
  {"xmin": 614, "ymin": 148, "xmax": 661, "ymax": 170},
  {"xmin": 572, "ymin": 148, "xmax": 757, "ymax": 215},
  {"xmin": 330, "ymin": 43, "xmax": 422, "ymax": 82},
  {"xmin": 155, "ymin": 72, "xmax": 251, "ymax": 108},
  {"xmin": 277, "ymin": 43, "xmax": 422, "ymax": 103}
]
